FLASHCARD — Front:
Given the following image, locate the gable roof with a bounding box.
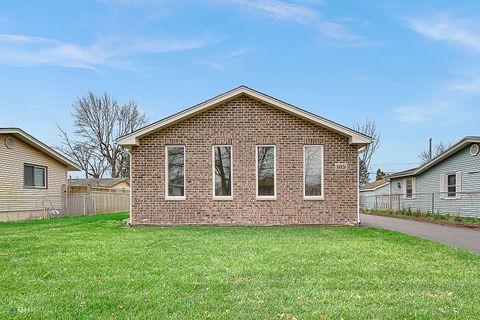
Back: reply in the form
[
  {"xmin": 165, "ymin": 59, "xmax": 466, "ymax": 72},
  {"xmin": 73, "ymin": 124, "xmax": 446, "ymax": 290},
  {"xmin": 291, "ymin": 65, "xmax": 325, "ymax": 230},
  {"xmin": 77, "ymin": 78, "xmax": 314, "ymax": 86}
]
[
  {"xmin": 360, "ymin": 179, "xmax": 389, "ymax": 191},
  {"xmin": 117, "ymin": 86, "xmax": 372, "ymax": 147},
  {"xmin": 68, "ymin": 178, "xmax": 129, "ymax": 188},
  {"xmin": 0, "ymin": 128, "xmax": 80, "ymax": 171},
  {"xmin": 387, "ymin": 136, "xmax": 480, "ymax": 179}
]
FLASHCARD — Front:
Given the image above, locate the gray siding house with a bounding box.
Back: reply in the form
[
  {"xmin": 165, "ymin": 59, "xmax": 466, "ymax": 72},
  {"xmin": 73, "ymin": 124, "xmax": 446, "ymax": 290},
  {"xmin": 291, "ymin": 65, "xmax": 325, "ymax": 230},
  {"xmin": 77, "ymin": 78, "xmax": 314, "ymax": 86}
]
[
  {"xmin": 387, "ymin": 136, "xmax": 480, "ymax": 217},
  {"xmin": 359, "ymin": 179, "xmax": 390, "ymax": 210}
]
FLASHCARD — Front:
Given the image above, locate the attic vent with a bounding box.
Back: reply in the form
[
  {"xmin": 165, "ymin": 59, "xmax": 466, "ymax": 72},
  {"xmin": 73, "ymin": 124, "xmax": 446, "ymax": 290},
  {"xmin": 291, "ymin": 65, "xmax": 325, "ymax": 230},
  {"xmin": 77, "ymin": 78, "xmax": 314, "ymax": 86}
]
[
  {"xmin": 470, "ymin": 144, "xmax": 479, "ymax": 156},
  {"xmin": 4, "ymin": 136, "xmax": 14, "ymax": 149}
]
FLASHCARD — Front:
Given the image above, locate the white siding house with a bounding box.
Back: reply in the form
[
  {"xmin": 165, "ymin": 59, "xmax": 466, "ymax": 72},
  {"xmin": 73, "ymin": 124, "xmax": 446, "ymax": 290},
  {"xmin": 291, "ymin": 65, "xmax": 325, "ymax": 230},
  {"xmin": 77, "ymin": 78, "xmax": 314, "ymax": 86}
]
[
  {"xmin": 0, "ymin": 128, "xmax": 80, "ymax": 221},
  {"xmin": 360, "ymin": 180, "xmax": 390, "ymax": 210}
]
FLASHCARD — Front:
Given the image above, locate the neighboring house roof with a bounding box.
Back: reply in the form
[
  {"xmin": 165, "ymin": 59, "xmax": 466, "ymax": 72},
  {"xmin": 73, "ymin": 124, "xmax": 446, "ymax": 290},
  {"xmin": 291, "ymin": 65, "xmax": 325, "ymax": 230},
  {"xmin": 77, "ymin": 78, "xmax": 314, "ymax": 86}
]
[
  {"xmin": 68, "ymin": 178, "xmax": 129, "ymax": 188},
  {"xmin": 0, "ymin": 127, "xmax": 80, "ymax": 171},
  {"xmin": 387, "ymin": 136, "xmax": 480, "ymax": 179},
  {"xmin": 360, "ymin": 179, "xmax": 389, "ymax": 191},
  {"xmin": 117, "ymin": 86, "xmax": 372, "ymax": 147},
  {"xmin": 386, "ymin": 168, "xmax": 417, "ymax": 179}
]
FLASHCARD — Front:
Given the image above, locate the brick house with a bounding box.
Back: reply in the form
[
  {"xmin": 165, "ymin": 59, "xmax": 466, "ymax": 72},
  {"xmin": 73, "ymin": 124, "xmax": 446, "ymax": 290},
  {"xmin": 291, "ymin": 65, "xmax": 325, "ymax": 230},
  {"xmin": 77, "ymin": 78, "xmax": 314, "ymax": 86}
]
[{"xmin": 118, "ymin": 86, "xmax": 371, "ymax": 226}]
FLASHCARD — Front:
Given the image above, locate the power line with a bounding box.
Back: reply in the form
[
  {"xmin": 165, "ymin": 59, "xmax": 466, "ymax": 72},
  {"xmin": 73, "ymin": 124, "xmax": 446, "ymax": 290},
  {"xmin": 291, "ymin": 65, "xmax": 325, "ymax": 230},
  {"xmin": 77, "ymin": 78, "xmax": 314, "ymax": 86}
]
[{"xmin": 370, "ymin": 162, "xmax": 420, "ymax": 166}]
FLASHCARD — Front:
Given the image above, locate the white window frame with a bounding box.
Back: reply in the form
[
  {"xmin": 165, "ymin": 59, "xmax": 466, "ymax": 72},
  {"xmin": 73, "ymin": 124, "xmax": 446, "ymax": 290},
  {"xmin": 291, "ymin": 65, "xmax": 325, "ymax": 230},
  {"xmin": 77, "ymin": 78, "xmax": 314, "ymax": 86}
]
[
  {"xmin": 255, "ymin": 145, "xmax": 277, "ymax": 200},
  {"xmin": 405, "ymin": 177, "xmax": 415, "ymax": 199},
  {"xmin": 212, "ymin": 145, "xmax": 233, "ymax": 200},
  {"xmin": 401, "ymin": 177, "xmax": 416, "ymax": 199},
  {"xmin": 445, "ymin": 172, "xmax": 457, "ymax": 199},
  {"xmin": 24, "ymin": 164, "xmax": 47, "ymax": 189},
  {"xmin": 165, "ymin": 145, "xmax": 186, "ymax": 200},
  {"xmin": 303, "ymin": 145, "xmax": 324, "ymax": 200}
]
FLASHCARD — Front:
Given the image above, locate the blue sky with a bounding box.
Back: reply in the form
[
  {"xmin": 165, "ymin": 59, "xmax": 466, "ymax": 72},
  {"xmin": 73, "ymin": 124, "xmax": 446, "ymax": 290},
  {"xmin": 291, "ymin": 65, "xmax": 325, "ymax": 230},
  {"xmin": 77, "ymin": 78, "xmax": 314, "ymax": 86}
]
[{"xmin": 0, "ymin": 0, "xmax": 479, "ymax": 179}]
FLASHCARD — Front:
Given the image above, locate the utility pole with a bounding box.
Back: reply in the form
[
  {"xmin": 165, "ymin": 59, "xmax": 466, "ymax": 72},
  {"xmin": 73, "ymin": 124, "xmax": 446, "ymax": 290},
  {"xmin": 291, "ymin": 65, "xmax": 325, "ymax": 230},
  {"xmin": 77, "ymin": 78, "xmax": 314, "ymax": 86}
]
[{"xmin": 429, "ymin": 138, "xmax": 432, "ymax": 161}]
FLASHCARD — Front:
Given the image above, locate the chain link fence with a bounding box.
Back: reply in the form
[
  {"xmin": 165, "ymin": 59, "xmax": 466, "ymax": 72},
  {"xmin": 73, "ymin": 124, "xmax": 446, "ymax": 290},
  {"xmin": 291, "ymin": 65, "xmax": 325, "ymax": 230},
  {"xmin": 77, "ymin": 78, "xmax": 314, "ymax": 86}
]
[{"xmin": 360, "ymin": 192, "xmax": 480, "ymax": 218}]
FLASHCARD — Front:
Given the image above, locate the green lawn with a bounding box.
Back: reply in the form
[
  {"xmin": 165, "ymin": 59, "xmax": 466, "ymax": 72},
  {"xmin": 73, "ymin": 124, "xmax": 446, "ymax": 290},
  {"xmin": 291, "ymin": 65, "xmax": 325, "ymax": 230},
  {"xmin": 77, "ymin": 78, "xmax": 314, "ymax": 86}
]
[{"xmin": 1, "ymin": 213, "xmax": 479, "ymax": 319}]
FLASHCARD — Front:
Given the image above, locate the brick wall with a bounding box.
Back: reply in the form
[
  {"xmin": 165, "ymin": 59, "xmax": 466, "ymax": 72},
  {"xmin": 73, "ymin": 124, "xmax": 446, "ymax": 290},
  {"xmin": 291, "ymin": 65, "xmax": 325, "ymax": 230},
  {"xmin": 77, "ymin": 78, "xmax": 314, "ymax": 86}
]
[{"xmin": 131, "ymin": 95, "xmax": 359, "ymax": 226}]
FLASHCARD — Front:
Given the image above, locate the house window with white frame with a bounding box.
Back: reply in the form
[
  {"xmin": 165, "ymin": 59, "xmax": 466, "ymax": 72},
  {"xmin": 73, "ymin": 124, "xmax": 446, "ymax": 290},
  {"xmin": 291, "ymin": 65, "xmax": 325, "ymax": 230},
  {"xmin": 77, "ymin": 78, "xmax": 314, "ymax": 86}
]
[
  {"xmin": 213, "ymin": 145, "xmax": 232, "ymax": 199},
  {"xmin": 24, "ymin": 164, "xmax": 47, "ymax": 188},
  {"xmin": 304, "ymin": 145, "xmax": 324, "ymax": 199},
  {"xmin": 256, "ymin": 145, "xmax": 276, "ymax": 199},
  {"xmin": 405, "ymin": 177, "xmax": 413, "ymax": 198},
  {"xmin": 165, "ymin": 146, "xmax": 185, "ymax": 199},
  {"xmin": 446, "ymin": 173, "xmax": 456, "ymax": 198},
  {"xmin": 441, "ymin": 172, "xmax": 461, "ymax": 199}
]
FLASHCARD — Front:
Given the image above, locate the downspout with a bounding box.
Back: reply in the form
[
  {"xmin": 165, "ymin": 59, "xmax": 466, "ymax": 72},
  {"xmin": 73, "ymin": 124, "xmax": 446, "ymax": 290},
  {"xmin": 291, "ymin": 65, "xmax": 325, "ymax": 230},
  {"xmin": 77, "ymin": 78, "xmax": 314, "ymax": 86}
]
[
  {"xmin": 357, "ymin": 153, "xmax": 360, "ymax": 224},
  {"xmin": 128, "ymin": 146, "xmax": 133, "ymax": 226},
  {"xmin": 357, "ymin": 147, "xmax": 366, "ymax": 225},
  {"xmin": 65, "ymin": 171, "xmax": 69, "ymax": 211}
]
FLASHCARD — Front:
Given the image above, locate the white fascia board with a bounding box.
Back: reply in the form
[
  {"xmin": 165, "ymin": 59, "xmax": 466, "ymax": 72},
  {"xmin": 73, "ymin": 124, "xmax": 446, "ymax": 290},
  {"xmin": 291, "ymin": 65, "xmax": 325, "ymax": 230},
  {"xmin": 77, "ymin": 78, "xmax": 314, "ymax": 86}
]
[
  {"xmin": 388, "ymin": 137, "xmax": 480, "ymax": 179},
  {"xmin": 117, "ymin": 86, "xmax": 372, "ymax": 147},
  {"xmin": 0, "ymin": 128, "xmax": 81, "ymax": 171}
]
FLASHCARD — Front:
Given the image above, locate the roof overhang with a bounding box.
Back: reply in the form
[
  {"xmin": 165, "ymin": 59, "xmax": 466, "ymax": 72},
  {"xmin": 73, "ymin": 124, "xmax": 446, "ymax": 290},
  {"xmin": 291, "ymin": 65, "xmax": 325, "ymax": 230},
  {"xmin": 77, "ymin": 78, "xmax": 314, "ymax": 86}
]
[
  {"xmin": 360, "ymin": 181, "xmax": 390, "ymax": 192},
  {"xmin": 387, "ymin": 136, "xmax": 480, "ymax": 179},
  {"xmin": 118, "ymin": 86, "xmax": 372, "ymax": 148},
  {"xmin": 0, "ymin": 128, "xmax": 81, "ymax": 171}
]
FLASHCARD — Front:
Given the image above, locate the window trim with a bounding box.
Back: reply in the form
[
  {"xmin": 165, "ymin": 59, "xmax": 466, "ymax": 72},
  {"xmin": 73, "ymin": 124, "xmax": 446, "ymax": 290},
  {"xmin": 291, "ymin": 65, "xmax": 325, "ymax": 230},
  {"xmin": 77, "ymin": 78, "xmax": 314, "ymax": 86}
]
[
  {"xmin": 303, "ymin": 145, "xmax": 324, "ymax": 200},
  {"xmin": 405, "ymin": 177, "xmax": 413, "ymax": 199},
  {"xmin": 165, "ymin": 145, "xmax": 186, "ymax": 201},
  {"xmin": 255, "ymin": 145, "xmax": 277, "ymax": 200},
  {"xmin": 212, "ymin": 145, "xmax": 233, "ymax": 200},
  {"xmin": 23, "ymin": 163, "xmax": 48, "ymax": 189},
  {"xmin": 445, "ymin": 172, "xmax": 457, "ymax": 199}
]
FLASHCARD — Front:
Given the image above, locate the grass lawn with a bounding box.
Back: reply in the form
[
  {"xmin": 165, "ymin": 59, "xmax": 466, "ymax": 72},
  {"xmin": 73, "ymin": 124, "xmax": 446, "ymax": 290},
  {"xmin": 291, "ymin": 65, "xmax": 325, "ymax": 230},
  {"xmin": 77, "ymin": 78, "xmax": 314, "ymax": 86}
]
[{"xmin": 1, "ymin": 213, "xmax": 479, "ymax": 319}]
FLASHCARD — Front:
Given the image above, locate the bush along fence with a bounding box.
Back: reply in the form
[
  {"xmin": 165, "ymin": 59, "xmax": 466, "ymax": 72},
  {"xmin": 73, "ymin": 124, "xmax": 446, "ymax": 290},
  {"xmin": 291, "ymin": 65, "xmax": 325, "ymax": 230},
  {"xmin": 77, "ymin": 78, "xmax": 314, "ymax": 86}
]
[{"xmin": 360, "ymin": 192, "xmax": 480, "ymax": 218}]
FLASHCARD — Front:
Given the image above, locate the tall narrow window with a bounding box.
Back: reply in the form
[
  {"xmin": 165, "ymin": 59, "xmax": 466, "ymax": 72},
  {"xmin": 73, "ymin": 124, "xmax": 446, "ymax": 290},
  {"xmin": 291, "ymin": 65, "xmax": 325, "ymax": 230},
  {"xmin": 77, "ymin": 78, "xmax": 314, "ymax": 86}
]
[
  {"xmin": 256, "ymin": 145, "xmax": 276, "ymax": 199},
  {"xmin": 405, "ymin": 178, "xmax": 413, "ymax": 198},
  {"xmin": 165, "ymin": 146, "xmax": 185, "ymax": 199},
  {"xmin": 447, "ymin": 174, "xmax": 456, "ymax": 198},
  {"xmin": 24, "ymin": 164, "xmax": 46, "ymax": 188},
  {"xmin": 304, "ymin": 145, "xmax": 323, "ymax": 199},
  {"xmin": 213, "ymin": 145, "xmax": 233, "ymax": 199}
]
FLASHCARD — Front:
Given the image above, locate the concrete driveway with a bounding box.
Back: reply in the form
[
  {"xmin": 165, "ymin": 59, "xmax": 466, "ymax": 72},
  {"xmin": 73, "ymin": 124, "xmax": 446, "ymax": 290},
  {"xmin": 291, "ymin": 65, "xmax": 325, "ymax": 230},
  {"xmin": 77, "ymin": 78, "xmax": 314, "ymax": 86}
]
[{"xmin": 360, "ymin": 213, "xmax": 480, "ymax": 254}]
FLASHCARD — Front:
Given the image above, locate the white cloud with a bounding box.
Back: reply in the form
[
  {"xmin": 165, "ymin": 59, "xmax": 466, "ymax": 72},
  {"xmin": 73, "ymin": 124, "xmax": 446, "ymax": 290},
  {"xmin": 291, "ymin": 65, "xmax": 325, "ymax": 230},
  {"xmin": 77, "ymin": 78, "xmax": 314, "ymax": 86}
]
[
  {"xmin": 97, "ymin": 0, "xmax": 159, "ymax": 7},
  {"xmin": 447, "ymin": 79, "xmax": 480, "ymax": 94},
  {"xmin": 393, "ymin": 102, "xmax": 470, "ymax": 125},
  {"xmin": 406, "ymin": 13, "xmax": 480, "ymax": 52},
  {"xmin": 194, "ymin": 47, "xmax": 252, "ymax": 71},
  {"xmin": 407, "ymin": 14, "xmax": 480, "ymax": 99},
  {"xmin": 354, "ymin": 74, "xmax": 372, "ymax": 82},
  {"xmin": 226, "ymin": 0, "xmax": 318, "ymax": 23},
  {"xmin": 0, "ymin": 33, "xmax": 218, "ymax": 70},
  {"xmin": 220, "ymin": 0, "xmax": 376, "ymax": 47},
  {"xmin": 316, "ymin": 20, "xmax": 378, "ymax": 47}
]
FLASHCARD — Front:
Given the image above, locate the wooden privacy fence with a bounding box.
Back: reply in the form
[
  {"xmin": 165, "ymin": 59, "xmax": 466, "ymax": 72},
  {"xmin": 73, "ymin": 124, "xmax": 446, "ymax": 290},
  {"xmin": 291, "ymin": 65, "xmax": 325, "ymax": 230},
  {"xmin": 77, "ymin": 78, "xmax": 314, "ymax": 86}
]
[{"xmin": 62, "ymin": 191, "xmax": 129, "ymax": 217}]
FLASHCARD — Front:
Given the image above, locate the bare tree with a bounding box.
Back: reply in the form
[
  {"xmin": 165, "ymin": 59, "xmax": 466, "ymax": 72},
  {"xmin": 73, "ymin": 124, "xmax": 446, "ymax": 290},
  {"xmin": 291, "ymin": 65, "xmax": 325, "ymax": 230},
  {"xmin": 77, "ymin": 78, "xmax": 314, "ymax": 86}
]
[
  {"xmin": 214, "ymin": 146, "xmax": 232, "ymax": 195},
  {"xmin": 58, "ymin": 91, "xmax": 147, "ymax": 178},
  {"xmin": 354, "ymin": 119, "xmax": 380, "ymax": 186},
  {"xmin": 56, "ymin": 126, "xmax": 107, "ymax": 178},
  {"xmin": 419, "ymin": 141, "xmax": 451, "ymax": 164}
]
